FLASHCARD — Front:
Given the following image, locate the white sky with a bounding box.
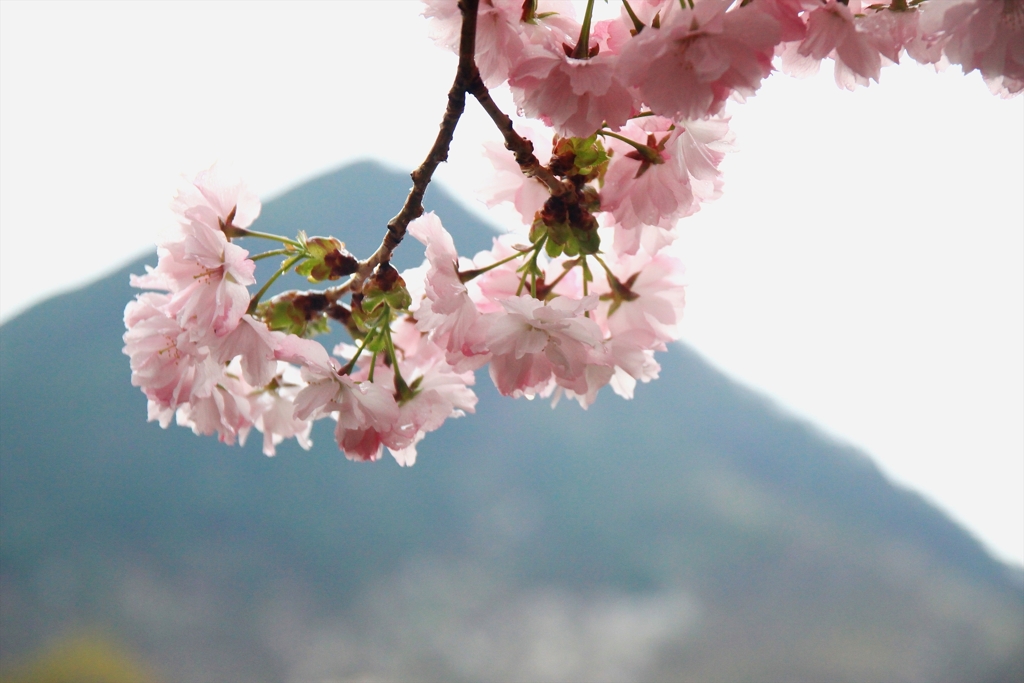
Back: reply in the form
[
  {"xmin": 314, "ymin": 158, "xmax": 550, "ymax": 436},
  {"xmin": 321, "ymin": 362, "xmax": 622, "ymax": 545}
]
[{"xmin": 1, "ymin": 1, "xmax": 1021, "ymax": 565}]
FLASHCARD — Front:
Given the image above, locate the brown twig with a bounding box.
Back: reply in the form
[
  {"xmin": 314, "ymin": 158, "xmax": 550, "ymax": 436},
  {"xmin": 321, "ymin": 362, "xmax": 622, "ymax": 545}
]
[
  {"xmin": 319, "ymin": 0, "xmax": 568, "ymax": 304},
  {"xmin": 467, "ymin": 81, "xmax": 568, "ymax": 196},
  {"xmin": 347, "ymin": 0, "xmax": 482, "ymax": 293}
]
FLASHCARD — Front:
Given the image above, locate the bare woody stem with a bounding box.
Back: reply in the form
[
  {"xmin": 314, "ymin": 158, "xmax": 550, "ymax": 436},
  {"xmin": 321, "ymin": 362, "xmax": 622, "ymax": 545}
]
[
  {"xmin": 350, "ymin": 0, "xmax": 482, "ymax": 293},
  {"xmin": 319, "ymin": 0, "xmax": 565, "ymax": 305},
  {"xmin": 467, "ymin": 82, "xmax": 567, "ymax": 196}
]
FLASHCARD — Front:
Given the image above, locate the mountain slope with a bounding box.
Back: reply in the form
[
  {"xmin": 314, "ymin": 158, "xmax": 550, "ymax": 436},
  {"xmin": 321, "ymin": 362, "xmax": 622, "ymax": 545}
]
[{"xmin": 2, "ymin": 161, "xmax": 1021, "ymax": 682}]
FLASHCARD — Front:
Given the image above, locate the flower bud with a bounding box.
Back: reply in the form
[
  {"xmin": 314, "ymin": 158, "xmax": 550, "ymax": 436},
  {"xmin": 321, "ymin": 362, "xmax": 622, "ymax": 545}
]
[{"xmin": 296, "ymin": 236, "xmax": 358, "ymax": 282}]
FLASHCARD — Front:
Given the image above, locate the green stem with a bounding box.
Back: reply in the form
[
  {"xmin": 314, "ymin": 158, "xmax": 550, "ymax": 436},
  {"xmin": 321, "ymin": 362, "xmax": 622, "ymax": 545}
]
[
  {"xmin": 368, "ymin": 350, "xmax": 378, "ymax": 383},
  {"xmin": 582, "ymin": 257, "xmax": 595, "ymax": 317},
  {"xmin": 340, "ymin": 328, "xmax": 375, "ymax": 376},
  {"xmin": 543, "ymin": 260, "xmax": 576, "ymax": 294},
  {"xmin": 382, "ymin": 320, "xmax": 410, "ymax": 396},
  {"xmin": 597, "ymin": 129, "xmax": 652, "ymax": 153},
  {"xmin": 516, "ymin": 237, "xmax": 546, "ymax": 297},
  {"xmin": 248, "ymin": 254, "xmax": 305, "ymax": 314},
  {"xmin": 592, "ymin": 252, "xmax": 628, "ymax": 293},
  {"xmin": 593, "ymin": 130, "xmax": 663, "ymax": 168},
  {"xmin": 572, "ymin": 0, "xmax": 596, "ymax": 59},
  {"xmin": 621, "ymin": 0, "xmax": 645, "ymax": 33},
  {"xmin": 235, "ymin": 228, "xmax": 304, "ymax": 250},
  {"xmin": 516, "ymin": 264, "xmax": 531, "ymax": 297},
  {"xmin": 581, "ymin": 256, "xmax": 590, "ymax": 317},
  {"xmin": 592, "ymin": 253, "xmax": 616, "ymax": 280},
  {"xmin": 581, "ymin": 255, "xmax": 595, "ymax": 287},
  {"xmin": 250, "ymin": 248, "xmax": 293, "ymax": 262},
  {"xmin": 459, "ymin": 248, "xmax": 530, "ymax": 283},
  {"xmin": 593, "ymin": 253, "xmax": 637, "ymax": 309}
]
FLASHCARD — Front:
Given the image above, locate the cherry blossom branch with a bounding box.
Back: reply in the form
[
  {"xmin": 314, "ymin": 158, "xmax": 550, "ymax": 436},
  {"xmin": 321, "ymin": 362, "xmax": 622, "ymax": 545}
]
[
  {"xmin": 349, "ymin": 0, "xmax": 482, "ymax": 293},
  {"xmin": 323, "ymin": 0, "xmax": 565, "ymax": 305},
  {"xmin": 124, "ymin": 0, "xmax": 1023, "ymax": 463},
  {"xmin": 323, "ymin": 281, "xmax": 353, "ymax": 303},
  {"xmin": 467, "ymin": 81, "xmax": 567, "ymax": 196}
]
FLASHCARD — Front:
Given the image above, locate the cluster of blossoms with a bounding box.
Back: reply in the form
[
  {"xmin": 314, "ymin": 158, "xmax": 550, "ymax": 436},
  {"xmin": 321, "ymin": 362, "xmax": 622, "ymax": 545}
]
[
  {"xmin": 430, "ymin": 0, "xmax": 1022, "ymax": 105},
  {"xmin": 124, "ymin": 167, "xmax": 477, "ymax": 464},
  {"xmin": 125, "ymin": 0, "xmax": 1019, "ymax": 465}
]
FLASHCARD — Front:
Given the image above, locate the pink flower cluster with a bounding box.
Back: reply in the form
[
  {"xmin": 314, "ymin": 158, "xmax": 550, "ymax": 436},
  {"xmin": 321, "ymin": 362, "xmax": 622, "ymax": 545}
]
[
  {"xmin": 126, "ymin": 0, "xmax": 1018, "ymax": 465},
  {"xmin": 430, "ymin": 0, "xmax": 1018, "ymax": 269},
  {"xmin": 125, "ymin": 169, "xmax": 477, "ymax": 464},
  {"xmin": 416, "ymin": 0, "xmax": 1020, "ymax": 424},
  {"xmin": 426, "ymin": 0, "xmax": 1022, "ymax": 108},
  {"xmin": 408, "ymin": 212, "xmax": 685, "ymax": 408}
]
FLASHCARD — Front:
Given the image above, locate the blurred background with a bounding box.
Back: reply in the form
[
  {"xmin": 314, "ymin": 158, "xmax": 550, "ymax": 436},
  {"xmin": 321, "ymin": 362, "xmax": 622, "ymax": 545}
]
[{"xmin": 1, "ymin": 2, "xmax": 1022, "ymax": 681}]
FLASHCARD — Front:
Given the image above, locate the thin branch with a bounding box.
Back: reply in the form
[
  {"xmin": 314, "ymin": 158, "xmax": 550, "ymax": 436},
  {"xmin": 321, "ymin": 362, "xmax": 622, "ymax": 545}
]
[
  {"xmin": 467, "ymin": 81, "xmax": 568, "ymax": 196},
  {"xmin": 353, "ymin": 0, "xmax": 482, "ymax": 291},
  {"xmin": 323, "ymin": 278, "xmax": 354, "ymax": 304},
  {"xmin": 308, "ymin": 0, "xmax": 566, "ymax": 303}
]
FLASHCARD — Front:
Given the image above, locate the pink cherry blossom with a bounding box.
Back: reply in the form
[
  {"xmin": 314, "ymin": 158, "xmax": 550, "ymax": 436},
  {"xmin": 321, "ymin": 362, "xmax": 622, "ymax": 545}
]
[
  {"xmin": 618, "ymin": 0, "xmax": 781, "ymax": 120},
  {"xmin": 601, "ymin": 118, "xmax": 693, "ymax": 234},
  {"xmin": 388, "ymin": 363, "xmax": 478, "ymax": 465},
  {"xmin": 553, "ymin": 249, "xmax": 685, "ymax": 402},
  {"xmin": 123, "ymin": 292, "xmax": 218, "ymax": 425},
  {"xmin": 510, "ymin": 35, "xmax": 636, "ymax": 137},
  {"xmin": 552, "ymin": 353, "xmax": 616, "ymax": 408},
  {"xmin": 336, "ymin": 390, "xmax": 402, "ymax": 461},
  {"xmin": 275, "ymin": 331, "xmax": 335, "ymax": 369},
  {"xmin": 164, "ymin": 223, "xmax": 255, "ymax": 339},
  {"xmin": 281, "ymin": 336, "xmax": 401, "ymax": 461},
  {"xmin": 132, "ymin": 168, "xmax": 258, "ymax": 340},
  {"xmin": 211, "ymin": 314, "xmax": 286, "ymax": 389},
  {"xmin": 601, "ymin": 115, "xmax": 730, "ymax": 255},
  {"xmin": 857, "ymin": 6, "xmax": 946, "ymax": 66},
  {"xmin": 616, "ymin": 0, "xmax": 678, "ymax": 33},
  {"xmin": 941, "ymin": 0, "xmax": 1024, "ymax": 96},
  {"xmin": 423, "ymin": 0, "xmax": 578, "ymax": 87},
  {"xmin": 176, "ymin": 368, "xmax": 254, "ymax": 446},
  {"xmin": 335, "ymin": 318, "xmax": 477, "ymax": 465},
  {"xmin": 124, "ymin": 0, "xmax": 1022, "ymax": 462},
  {"xmin": 486, "ymin": 295, "xmax": 604, "ymax": 397},
  {"xmin": 280, "ymin": 337, "xmax": 357, "ymax": 419},
  {"xmin": 249, "ymin": 363, "xmax": 314, "ymax": 456},
  {"xmin": 424, "ymin": 0, "xmax": 526, "ymax": 87},
  {"xmin": 789, "ymin": 0, "xmax": 886, "ymax": 89},
  {"xmin": 466, "ymin": 234, "xmax": 531, "ymax": 314},
  {"xmin": 380, "ymin": 323, "xmax": 479, "ymax": 466},
  {"xmin": 604, "ymin": 335, "xmax": 662, "ymax": 400},
  {"xmin": 409, "ymin": 212, "xmax": 491, "ymax": 370},
  {"xmin": 171, "ymin": 163, "xmax": 261, "ymax": 234},
  {"xmin": 598, "ymin": 251, "xmax": 687, "ymax": 344},
  {"xmin": 332, "ymin": 426, "xmax": 387, "ymax": 462},
  {"xmin": 760, "ymin": 0, "xmax": 811, "ymax": 44},
  {"xmin": 330, "ymin": 372, "xmax": 406, "ymax": 462},
  {"xmin": 592, "ymin": 16, "xmax": 635, "ymax": 55}
]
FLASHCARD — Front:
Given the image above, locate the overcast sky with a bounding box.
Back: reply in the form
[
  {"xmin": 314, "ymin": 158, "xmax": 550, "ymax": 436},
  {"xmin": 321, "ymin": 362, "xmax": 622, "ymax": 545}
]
[{"xmin": 1, "ymin": 1, "xmax": 1021, "ymax": 564}]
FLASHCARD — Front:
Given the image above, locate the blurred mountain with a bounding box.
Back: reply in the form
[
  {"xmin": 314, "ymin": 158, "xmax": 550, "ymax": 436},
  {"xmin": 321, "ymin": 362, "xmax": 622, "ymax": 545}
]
[{"xmin": 1, "ymin": 161, "xmax": 1021, "ymax": 683}]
